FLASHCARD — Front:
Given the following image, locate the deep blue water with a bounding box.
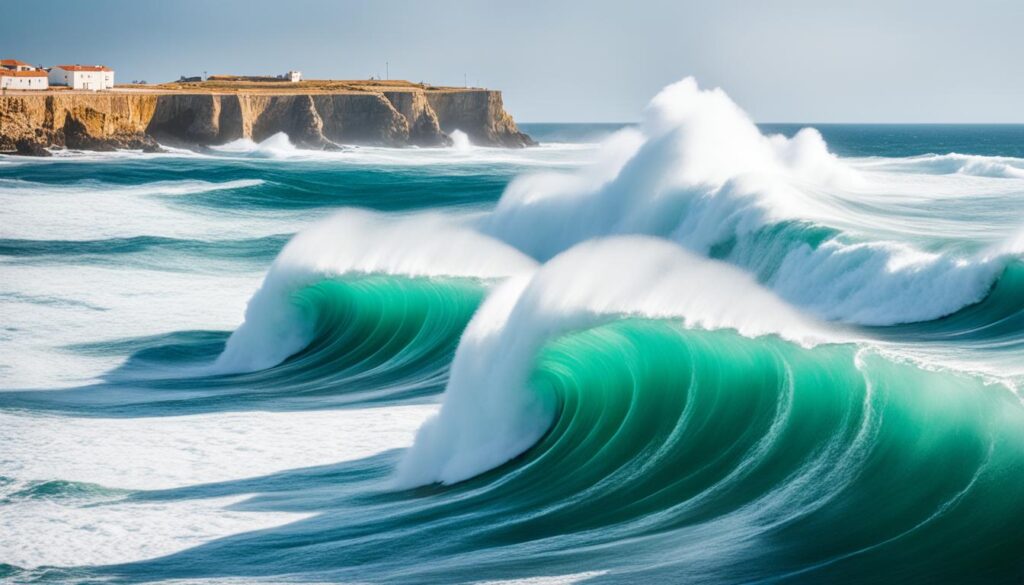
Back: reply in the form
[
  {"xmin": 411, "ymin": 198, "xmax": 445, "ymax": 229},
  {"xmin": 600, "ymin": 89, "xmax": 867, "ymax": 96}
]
[
  {"xmin": 760, "ymin": 123, "xmax": 1024, "ymax": 158},
  {"xmin": 522, "ymin": 122, "xmax": 1024, "ymax": 158}
]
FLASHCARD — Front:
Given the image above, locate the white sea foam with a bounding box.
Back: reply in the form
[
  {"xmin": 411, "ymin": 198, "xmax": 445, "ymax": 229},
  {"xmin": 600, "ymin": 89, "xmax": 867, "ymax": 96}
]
[
  {"xmin": 0, "ymin": 129, "xmax": 600, "ymax": 169},
  {"xmin": 767, "ymin": 239, "xmax": 1003, "ymax": 324},
  {"xmin": 213, "ymin": 210, "xmax": 537, "ymax": 373},
  {"xmin": 0, "ymin": 177, "xmax": 262, "ymax": 196},
  {"xmin": 200, "ymin": 130, "xmax": 598, "ymax": 166},
  {"xmin": 203, "ymin": 129, "xmax": 599, "ymax": 167},
  {"xmin": 861, "ymin": 153, "xmax": 1024, "ymax": 179},
  {"xmin": 484, "ymin": 78, "xmax": 855, "ymax": 259},
  {"xmin": 1, "ymin": 494, "xmax": 309, "ymax": 570},
  {"xmin": 210, "ymin": 132, "xmax": 300, "ymax": 158},
  {"xmin": 395, "ymin": 236, "xmax": 837, "ymax": 487},
  {"xmin": 450, "ymin": 129, "xmax": 472, "ymax": 151},
  {"xmin": 0, "ymin": 405, "xmax": 434, "ymax": 567},
  {"xmin": 0, "ymin": 177, "xmax": 302, "ymax": 241},
  {"xmin": 0, "ymin": 263, "xmax": 264, "ymax": 388}
]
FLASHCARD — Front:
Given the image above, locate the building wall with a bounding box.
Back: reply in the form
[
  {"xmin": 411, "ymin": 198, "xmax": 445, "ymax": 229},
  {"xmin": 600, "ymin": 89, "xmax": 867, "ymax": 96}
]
[
  {"xmin": 0, "ymin": 75, "xmax": 49, "ymax": 90},
  {"xmin": 48, "ymin": 68, "xmax": 115, "ymax": 90},
  {"xmin": 48, "ymin": 68, "xmax": 71, "ymax": 87}
]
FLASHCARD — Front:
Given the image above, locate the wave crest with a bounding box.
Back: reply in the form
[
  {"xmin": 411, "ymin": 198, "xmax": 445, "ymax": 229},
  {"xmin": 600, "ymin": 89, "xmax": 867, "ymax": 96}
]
[
  {"xmin": 481, "ymin": 77, "xmax": 1017, "ymax": 326},
  {"xmin": 213, "ymin": 210, "xmax": 535, "ymax": 373}
]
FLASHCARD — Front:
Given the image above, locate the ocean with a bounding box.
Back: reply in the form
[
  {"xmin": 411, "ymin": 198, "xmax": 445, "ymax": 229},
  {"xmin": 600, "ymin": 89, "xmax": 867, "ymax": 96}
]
[{"xmin": 3, "ymin": 78, "xmax": 1024, "ymax": 584}]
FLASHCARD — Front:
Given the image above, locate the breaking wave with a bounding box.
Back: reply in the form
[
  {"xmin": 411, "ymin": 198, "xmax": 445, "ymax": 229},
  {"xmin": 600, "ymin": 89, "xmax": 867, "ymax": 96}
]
[
  {"xmin": 213, "ymin": 210, "xmax": 535, "ymax": 374},
  {"xmin": 209, "ymin": 132, "xmax": 301, "ymax": 158},
  {"xmin": 481, "ymin": 78, "xmax": 1023, "ymax": 326}
]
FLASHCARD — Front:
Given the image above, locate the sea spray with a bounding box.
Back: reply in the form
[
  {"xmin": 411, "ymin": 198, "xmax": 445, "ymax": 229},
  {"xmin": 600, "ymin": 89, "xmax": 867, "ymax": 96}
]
[
  {"xmin": 210, "ymin": 132, "xmax": 300, "ymax": 158},
  {"xmin": 450, "ymin": 130, "xmax": 472, "ymax": 151},
  {"xmin": 481, "ymin": 77, "xmax": 1016, "ymax": 325}
]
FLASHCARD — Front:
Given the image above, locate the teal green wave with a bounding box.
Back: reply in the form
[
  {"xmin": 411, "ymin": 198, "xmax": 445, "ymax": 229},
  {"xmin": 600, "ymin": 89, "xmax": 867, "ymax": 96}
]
[
  {"xmin": 458, "ymin": 320, "xmax": 1024, "ymax": 582},
  {"xmin": 244, "ymin": 275, "xmax": 487, "ymax": 402},
  {"xmin": 78, "ymin": 275, "xmax": 489, "ymax": 412}
]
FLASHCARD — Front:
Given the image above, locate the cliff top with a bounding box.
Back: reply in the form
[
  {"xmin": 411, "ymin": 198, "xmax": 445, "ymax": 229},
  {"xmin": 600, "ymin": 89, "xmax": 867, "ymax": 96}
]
[{"xmin": 5, "ymin": 79, "xmax": 491, "ymax": 96}]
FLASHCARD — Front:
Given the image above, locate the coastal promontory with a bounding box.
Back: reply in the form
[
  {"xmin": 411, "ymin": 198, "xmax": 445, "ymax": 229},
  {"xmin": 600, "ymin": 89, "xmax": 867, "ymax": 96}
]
[{"xmin": 0, "ymin": 79, "xmax": 535, "ymax": 154}]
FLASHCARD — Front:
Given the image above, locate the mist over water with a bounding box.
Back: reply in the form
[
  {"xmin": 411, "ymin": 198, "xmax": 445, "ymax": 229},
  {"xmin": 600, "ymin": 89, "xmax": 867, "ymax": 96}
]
[{"xmin": 4, "ymin": 79, "xmax": 1024, "ymax": 583}]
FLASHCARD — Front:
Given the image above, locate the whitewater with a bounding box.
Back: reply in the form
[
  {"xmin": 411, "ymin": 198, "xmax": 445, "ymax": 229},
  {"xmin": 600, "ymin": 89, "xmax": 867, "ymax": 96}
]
[{"xmin": 3, "ymin": 78, "xmax": 1024, "ymax": 584}]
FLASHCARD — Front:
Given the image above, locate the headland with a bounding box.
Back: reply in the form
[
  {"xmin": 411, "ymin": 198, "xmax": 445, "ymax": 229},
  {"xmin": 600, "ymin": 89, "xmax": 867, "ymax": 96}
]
[{"xmin": 0, "ymin": 79, "xmax": 535, "ymax": 155}]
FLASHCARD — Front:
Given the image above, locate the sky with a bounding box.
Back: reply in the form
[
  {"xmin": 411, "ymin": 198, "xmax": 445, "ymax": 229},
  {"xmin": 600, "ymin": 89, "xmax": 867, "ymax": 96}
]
[{"xmin": 3, "ymin": 0, "xmax": 1023, "ymax": 123}]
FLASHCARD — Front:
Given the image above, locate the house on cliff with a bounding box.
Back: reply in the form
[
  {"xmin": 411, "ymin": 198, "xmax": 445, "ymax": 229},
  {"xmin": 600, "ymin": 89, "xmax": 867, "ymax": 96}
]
[
  {"xmin": 49, "ymin": 65, "xmax": 114, "ymax": 90},
  {"xmin": 0, "ymin": 60, "xmax": 48, "ymax": 90},
  {"xmin": 0, "ymin": 70, "xmax": 49, "ymax": 90},
  {"xmin": 1, "ymin": 59, "xmax": 36, "ymax": 72}
]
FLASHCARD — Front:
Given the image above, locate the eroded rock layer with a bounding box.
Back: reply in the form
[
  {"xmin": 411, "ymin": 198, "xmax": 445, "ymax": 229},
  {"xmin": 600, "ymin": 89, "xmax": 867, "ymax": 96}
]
[{"xmin": 0, "ymin": 89, "xmax": 534, "ymax": 153}]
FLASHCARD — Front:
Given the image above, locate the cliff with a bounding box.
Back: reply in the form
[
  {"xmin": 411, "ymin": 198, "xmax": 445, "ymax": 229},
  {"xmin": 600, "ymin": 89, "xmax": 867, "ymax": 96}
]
[{"xmin": 0, "ymin": 87, "xmax": 534, "ymax": 154}]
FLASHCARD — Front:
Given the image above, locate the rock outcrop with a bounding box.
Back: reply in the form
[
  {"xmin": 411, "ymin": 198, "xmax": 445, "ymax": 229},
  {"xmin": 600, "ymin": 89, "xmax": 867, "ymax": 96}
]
[
  {"xmin": 0, "ymin": 88, "xmax": 533, "ymax": 154},
  {"xmin": 14, "ymin": 137, "xmax": 51, "ymax": 156},
  {"xmin": 426, "ymin": 90, "xmax": 536, "ymax": 147}
]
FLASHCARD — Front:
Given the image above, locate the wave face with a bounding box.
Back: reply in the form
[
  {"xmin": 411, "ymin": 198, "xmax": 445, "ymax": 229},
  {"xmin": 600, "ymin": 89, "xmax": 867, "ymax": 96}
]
[
  {"xmin": 482, "ymin": 321, "xmax": 1024, "ymax": 583},
  {"xmin": 213, "ymin": 274, "xmax": 486, "ymax": 404},
  {"xmin": 527, "ymin": 322, "xmax": 1024, "ymax": 581},
  {"xmin": 213, "ymin": 210, "xmax": 535, "ymax": 374},
  {"xmin": 6, "ymin": 81, "xmax": 1024, "ymax": 584}
]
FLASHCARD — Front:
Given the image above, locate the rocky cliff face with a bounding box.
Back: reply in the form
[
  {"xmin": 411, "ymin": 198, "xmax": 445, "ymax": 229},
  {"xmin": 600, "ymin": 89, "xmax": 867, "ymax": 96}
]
[
  {"xmin": 427, "ymin": 90, "xmax": 535, "ymax": 148},
  {"xmin": 0, "ymin": 94, "xmax": 161, "ymax": 154},
  {"xmin": 0, "ymin": 88, "xmax": 533, "ymax": 154}
]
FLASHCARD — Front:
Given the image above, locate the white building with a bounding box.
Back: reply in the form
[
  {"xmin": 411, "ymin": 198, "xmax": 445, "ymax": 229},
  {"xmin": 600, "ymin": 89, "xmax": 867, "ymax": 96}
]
[
  {"xmin": 0, "ymin": 69, "xmax": 49, "ymax": 90},
  {"xmin": 48, "ymin": 65, "xmax": 114, "ymax": 90},
  {"xmin": 0, "ymin": 59, "xmax": 48, "ymax": 90},
  {"xmin": 287, "ymin": 70, "xmax": 302, "ymax": 82}
]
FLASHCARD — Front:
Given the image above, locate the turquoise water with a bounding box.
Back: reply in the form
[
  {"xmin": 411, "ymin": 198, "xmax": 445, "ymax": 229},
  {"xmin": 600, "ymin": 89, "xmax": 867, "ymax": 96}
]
[{"xmin": 4, "ymin": 81, "xmax": 1024, "ymax": 583}]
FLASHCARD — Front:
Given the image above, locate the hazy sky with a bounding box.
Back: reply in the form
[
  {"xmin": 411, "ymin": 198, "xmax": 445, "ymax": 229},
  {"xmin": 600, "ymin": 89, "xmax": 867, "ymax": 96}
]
[{"xmin": 4, "ymin": 0, "xmax": 1023, "ymax": 122}]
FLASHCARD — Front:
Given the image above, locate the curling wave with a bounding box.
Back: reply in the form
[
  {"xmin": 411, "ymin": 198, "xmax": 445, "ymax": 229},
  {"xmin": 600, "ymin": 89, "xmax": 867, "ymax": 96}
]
[
  {"xmin": 434, "ymin": 321, "xmax": 1024, "ymax": 583},
  {"xmin": 383, "ymin": 239, "xmax": 1024, "ymax": 583},
  {"xmin": 397, "ymin": 237, "xmax": 838, "ymax": 486},
  {"xmin": 214, "ymin": 209, "xmax": 536, "ymax": 374},
  {"xmin": 213, "ymin": 274, "xmax": 487, "ymax": 403}
]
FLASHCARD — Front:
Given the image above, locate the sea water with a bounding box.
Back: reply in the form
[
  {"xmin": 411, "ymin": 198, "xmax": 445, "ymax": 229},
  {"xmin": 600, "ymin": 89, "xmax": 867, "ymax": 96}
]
[{"xmin": 3, "ymin": 78, "xmax": 1024, "ymax": 583}]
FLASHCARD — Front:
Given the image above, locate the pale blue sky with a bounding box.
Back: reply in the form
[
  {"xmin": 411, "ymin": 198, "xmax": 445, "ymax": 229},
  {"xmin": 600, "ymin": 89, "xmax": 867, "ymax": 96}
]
[{"xmin": 3, "ymin": 0, "xmax": 1022, "ymax": 122}]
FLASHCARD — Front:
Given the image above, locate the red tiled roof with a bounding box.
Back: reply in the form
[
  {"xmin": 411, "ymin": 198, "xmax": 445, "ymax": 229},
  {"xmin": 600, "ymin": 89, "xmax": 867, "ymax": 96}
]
[
  {"xmin": 0, "ymin": 59, "xmax": 32, "ymax": 67},
  {"xmin": 56, "ymin": 64, "xmax": 112, "ymax": 72},
  {"xmin": 0, "ymin": 70, "xmax": 47, "ymax": 77}
]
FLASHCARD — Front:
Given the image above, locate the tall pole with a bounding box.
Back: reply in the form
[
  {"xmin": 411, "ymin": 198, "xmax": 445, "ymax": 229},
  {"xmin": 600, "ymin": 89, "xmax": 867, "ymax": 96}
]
[{"xmin": 386, "ymin": 61, "xmax": 389, "ymax": 80}]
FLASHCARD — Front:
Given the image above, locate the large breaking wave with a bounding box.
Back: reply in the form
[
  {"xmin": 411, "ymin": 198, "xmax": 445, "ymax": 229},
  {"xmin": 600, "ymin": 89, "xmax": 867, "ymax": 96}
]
[{"xmin": 482, "ymin": 78, "xmax": 1022, "ymax": 326}]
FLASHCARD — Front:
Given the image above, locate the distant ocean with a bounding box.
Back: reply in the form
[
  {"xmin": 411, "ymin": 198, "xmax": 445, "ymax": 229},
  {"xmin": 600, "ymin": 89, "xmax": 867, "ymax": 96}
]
[{"xmin": 3, "ymin": 79, "xmax": 1024, "ymax": 584}]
